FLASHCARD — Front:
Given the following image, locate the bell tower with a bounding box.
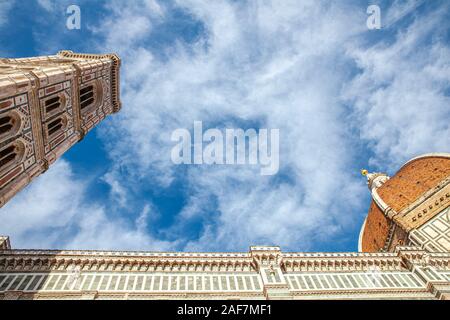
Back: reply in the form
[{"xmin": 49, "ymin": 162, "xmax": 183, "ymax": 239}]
[{"xmin": 0, "ymin": 51, "xmax": 121, "ymax": 208}]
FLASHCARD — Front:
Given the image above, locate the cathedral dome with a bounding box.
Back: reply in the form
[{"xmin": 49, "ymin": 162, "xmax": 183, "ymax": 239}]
[{"xmin": 359, "ymin": 153, "xmax": 450, "ymax": 252}]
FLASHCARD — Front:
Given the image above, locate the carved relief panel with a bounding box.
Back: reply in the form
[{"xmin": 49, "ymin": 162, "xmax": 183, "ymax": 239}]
[
  {"xmin": 75, "ymin": 58, "xmax": 113, "ymax": 135},
  {"xmin": 0, "ymin": 69, "xmax": 41, "ymax": 205},
  {"xmin": 37, "ymin": 79, "xmax": 78, "ymax": 165}
]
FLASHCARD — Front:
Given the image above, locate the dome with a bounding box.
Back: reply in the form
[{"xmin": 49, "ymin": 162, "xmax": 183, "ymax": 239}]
[{"xmin": 359, "ymin": 153, "xmax": 450, "ymax": 252}]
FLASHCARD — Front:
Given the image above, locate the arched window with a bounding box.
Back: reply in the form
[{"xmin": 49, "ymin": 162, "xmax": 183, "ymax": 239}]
[
  {"xmin": 80, "ymin": 85, "xmax": 94, "ymax": 110},
  {"xmin": 0, "ymin": 112, "xmax": 21, "ymax": 141},
  {"xmin": 45, "ymin": 96, "xmax": 61, "ymax": 114},
  {"xmin": 47, "ymin": 117, "xmax": 66, "ymax": 138},
  {"xmin": 0, "ymin": 141, "xmax": 24, "ymax": 173},
  {"xmin": 0, "ymin": 116, "xmax": 14, "ymax": 135},
  {"xmin": 43, "ymin": 93, "xmax": 67, "ymax": 117},
  {"xmin": 79, "ymin": 80, "xmax": 103, "ymax": 114},
  {"xmin": 0, "ymin": 146, "xmax": 16, "ymax": 168}
]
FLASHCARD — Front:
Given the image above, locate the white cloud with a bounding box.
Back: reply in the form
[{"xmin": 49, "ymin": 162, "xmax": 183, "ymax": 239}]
[
  {"xmin": 0, "ymin": 0, "xmax": 14, "ymax": 27},
  {"xmin": 90, "ymin": 0, "xmax": 164, "ymax": 51},
  {"xmin": 384, "ymin": 0, "xmax": 426, "ymax": 28},
  {"xmin": 94, "ymin": 0, "xmax": 368, "ymax": 251},
  {"xmin": 102, "ymin": 172, "xmax": 128, "ymax": 208},
  {"xmin": 0, "ymin": 160, "xmax": 176, "ymax": 251},
  {"xmin": 65, "ymin": 204, "xmax": 176, "ymax": 251},
  {"xmin": 343, "ymin": 3, "xmax": 450, "ymax": 169},
  {"xmin": 37, "ymin": 0, "xmax": 54, "ymax": 12},
  {"xmin": 4, "ymin": 1, "xmax": 449, "ymax": 252},
  {"xmin": 0, "ymin": 160, "xmax": 83, "ymax": 240}
]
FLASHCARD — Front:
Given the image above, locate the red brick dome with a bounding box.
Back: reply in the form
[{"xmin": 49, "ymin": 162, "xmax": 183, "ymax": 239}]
[{"xmin": 360, "ymin": 153, "xmax": 450, "ymax": 252}]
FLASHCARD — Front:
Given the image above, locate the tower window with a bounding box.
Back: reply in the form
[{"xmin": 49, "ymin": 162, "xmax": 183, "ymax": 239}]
[
  {"xmin": 45, "ymin": 96, "xmax": 61, "ymax": 114},
  {"xmin": 0, "ymin": 116, "xmax": 14, "ymax": 135},
  {"xmin": 0, "ymin": 112, "xmax": 20, "ymax": 141},
  {"xmin": 0, "ymin": 141, "xmax": 24, "ymax": 171},
  {"xmin": 0, "ymin": 146, "xmax": 16, "ymax": 168},
  {"xmin": 47, "ymin": 118, "xmax": 64, "ymax": 137},
  {"xmin": 80, "ymin": 85, "xmax": 95, "ymax": 110}
]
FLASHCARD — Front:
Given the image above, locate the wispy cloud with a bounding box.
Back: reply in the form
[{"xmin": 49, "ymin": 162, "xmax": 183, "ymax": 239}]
[
  {"xmin": 0, "ymin": 0, "xmax": 14, "ymax": 27},
  {"xmin": 384, "ymin": 0, "xmax": 426, "ymax": 28},
  {"xmin": 343, "ymin": 2, "xmax": 450, "ymax": 169},
  {"xmin": 0, "ymin": 160, "xmax": 177, "ymax": 251},
  {"xmin": 2, "ymin": 0, "xmax": 449, "ymax": 252},
  {"xmin": 93, "ymin": 0, "xmax": 368, "ymax": 251},
  {"xmin": 37, "ymin": 0, "xmax": 55, "ymax": 12}
]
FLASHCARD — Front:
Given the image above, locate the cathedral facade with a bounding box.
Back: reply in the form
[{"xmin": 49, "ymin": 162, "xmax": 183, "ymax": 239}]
[{"xmin": 0, "ymin": 53, "xmax": 449, "ymax": 300}]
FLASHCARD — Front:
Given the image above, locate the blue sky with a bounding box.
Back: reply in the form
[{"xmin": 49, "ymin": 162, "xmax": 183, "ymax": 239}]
[{"xmin": 0, "ymin": 0, "xmax": 449, "ymax": 252}]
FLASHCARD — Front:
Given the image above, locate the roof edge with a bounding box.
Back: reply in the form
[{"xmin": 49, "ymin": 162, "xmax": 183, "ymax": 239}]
[
  {"xmin": 358, "ymin": 217, "xmax": 367, "ymax": 252},
  {"xmin": 398, "ymin": 153, "xmax": 450, "ymax": 172}
]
